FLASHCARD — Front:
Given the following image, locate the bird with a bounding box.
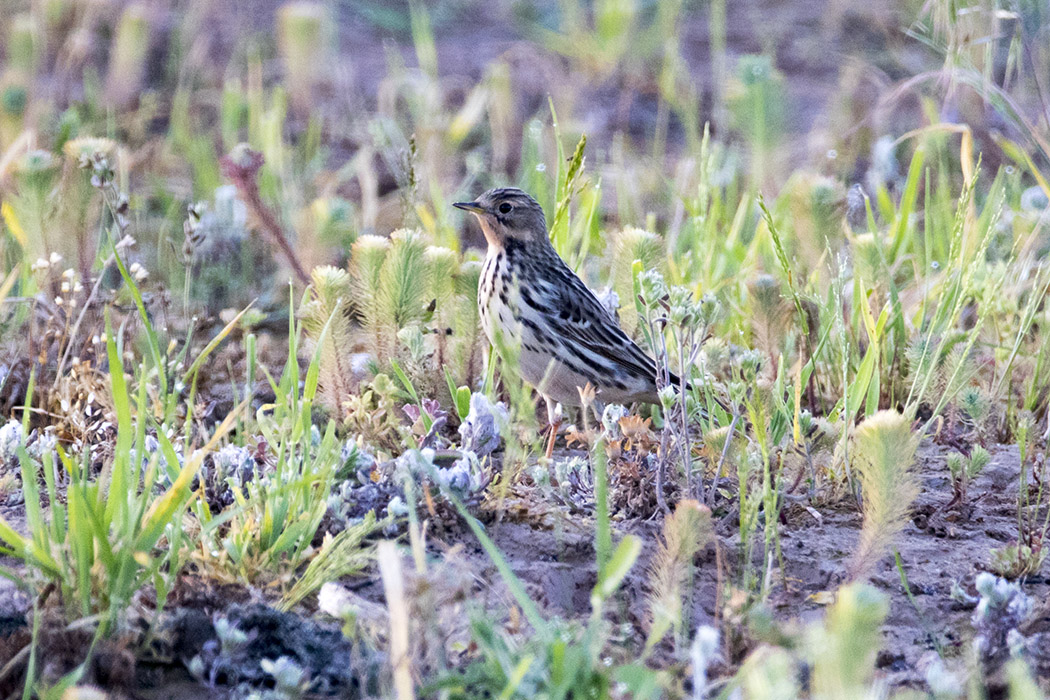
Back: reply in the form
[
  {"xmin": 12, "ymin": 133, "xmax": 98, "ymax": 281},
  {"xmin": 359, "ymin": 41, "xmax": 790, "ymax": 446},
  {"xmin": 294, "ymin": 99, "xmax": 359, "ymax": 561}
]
[{"xmin": 454, "ymin": 187, "xmax": 684, "ymax": 459}]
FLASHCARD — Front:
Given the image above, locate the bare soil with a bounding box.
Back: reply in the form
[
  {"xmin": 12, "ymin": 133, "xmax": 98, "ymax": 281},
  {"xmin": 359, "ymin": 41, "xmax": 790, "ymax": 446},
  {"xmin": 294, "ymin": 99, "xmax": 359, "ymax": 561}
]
[
  {"xmin": 441, "ymin": 440, "xmax": 1050, "ymax": 688},
  {"xmin": 0, "ymin": 437, "xmax": 1047, "ymax": 694}
]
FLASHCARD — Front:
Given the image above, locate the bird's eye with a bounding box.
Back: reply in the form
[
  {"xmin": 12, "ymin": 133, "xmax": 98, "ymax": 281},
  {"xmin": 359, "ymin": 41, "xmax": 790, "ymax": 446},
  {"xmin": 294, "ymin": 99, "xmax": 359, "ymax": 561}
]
[{"xmin": 498, "ymin": 202, "xmax": 512, "ymax": 214}]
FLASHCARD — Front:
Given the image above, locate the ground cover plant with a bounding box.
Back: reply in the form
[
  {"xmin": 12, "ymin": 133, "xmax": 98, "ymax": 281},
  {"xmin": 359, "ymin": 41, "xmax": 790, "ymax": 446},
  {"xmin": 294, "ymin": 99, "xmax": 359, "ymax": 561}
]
[{"xmin": 0, "ymin": 0, "xmax": 1049, "ymax": 697}]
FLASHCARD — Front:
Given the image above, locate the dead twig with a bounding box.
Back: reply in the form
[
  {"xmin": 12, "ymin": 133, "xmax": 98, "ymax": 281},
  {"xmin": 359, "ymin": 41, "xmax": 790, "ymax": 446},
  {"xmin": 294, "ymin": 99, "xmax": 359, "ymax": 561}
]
[
  {"xmin": 707, "ymin": 412, "xmax": 740, "ymax": 508},
  {"xmin": 52, "ymin": 254, "xmax": 114, "ymax": 390},
  {"xmin": 220, "ymin": 144, "xmax": 310, "ymax": 285}
]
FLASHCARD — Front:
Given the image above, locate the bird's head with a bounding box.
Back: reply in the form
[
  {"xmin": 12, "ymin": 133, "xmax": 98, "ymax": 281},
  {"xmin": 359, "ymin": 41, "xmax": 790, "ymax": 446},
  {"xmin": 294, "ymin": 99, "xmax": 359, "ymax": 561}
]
[{"xmin": 454, "ymin": 188, "xmax": 549, "ymax": 249}]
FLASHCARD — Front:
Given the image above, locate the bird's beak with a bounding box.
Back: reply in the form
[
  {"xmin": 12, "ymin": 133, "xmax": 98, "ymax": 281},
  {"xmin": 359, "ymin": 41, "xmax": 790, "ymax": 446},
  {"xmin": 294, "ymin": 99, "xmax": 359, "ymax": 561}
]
[{"xmin": 453, "ymin": 201, "xmax": 485, "ymax": 214}]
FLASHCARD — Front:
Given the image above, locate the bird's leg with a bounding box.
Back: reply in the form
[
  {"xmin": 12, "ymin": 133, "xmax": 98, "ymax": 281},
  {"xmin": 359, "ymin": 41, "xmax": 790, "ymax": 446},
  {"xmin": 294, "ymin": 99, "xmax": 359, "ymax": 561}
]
[{"xmin": 544, "ymin": 398, "xmax": 563, "ymax": 460}]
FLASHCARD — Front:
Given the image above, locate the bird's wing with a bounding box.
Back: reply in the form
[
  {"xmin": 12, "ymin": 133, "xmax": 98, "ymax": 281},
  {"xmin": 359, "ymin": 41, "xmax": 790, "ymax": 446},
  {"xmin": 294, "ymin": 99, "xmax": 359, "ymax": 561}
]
[{"xmin": 537, "ymin": 261, "xmax": 663, "ymax": 385}]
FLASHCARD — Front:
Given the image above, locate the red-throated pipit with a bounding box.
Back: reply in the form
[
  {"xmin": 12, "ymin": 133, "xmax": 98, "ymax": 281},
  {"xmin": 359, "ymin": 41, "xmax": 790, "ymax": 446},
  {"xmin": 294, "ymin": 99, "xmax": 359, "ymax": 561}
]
[{"xmin": 454, "ymin": 187, "xmax": 681, "ymax": 459}]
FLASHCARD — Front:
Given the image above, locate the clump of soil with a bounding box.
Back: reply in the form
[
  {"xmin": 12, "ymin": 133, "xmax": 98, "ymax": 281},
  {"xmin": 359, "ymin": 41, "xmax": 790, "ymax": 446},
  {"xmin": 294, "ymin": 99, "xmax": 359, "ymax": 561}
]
[
  {"xmin": 164, "ymin": 603, "xmax": 372, "ymax": 696},
  {"xmin": 0, "ymin": 609, "xmax": 136, "ymax": 697}
]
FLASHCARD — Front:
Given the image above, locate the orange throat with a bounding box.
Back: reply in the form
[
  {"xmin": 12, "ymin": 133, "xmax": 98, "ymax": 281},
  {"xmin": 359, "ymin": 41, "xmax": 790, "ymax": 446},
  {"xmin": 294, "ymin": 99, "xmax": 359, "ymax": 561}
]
[{"xmin": 477, "ymin": 217, "xmax": 502, "ymax": 249}]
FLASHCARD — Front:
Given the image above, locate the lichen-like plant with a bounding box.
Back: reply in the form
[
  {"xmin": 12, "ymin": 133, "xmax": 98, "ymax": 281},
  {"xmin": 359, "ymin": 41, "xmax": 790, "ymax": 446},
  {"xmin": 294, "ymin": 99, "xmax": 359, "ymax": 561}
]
[
  {"xmin": 848, "ymin": 410, "xmax": 920, "ymax": 580},
  {"xmin": 644, "ymin": 499, "xmax": 712, "ymax": 655},
  {"xmin": 299, "ymin": 265, "xmax": 356, "ymax": 415}
]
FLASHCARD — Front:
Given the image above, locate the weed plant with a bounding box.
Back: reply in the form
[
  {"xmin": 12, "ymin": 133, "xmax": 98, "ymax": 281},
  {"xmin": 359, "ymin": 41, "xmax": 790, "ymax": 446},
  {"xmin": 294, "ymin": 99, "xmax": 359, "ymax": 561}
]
[{"xmin": 0, "ymin": 0, "xmax": 1049, "ymax": 697}]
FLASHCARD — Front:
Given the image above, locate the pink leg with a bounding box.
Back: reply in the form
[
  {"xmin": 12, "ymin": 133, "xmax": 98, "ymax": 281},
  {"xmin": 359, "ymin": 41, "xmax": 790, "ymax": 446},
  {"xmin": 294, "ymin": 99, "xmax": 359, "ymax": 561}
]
[{"xmin": 544, "ymin": 398, "xmax": 562, "ymax": 460}]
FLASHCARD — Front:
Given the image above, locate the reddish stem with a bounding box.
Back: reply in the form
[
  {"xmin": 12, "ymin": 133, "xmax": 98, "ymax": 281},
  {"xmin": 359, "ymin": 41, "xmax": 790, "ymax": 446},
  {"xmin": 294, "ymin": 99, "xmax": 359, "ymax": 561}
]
[{"xmin": 220, "ymin": 145, "xmax": 310, "ymax": 285}]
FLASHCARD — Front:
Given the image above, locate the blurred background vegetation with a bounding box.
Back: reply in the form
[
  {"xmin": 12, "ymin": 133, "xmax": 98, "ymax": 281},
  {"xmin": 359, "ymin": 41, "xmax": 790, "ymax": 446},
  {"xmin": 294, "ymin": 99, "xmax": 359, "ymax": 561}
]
[{"xmin": 1, "ymin": 0, "xmax": 1046, "ymax": 319}]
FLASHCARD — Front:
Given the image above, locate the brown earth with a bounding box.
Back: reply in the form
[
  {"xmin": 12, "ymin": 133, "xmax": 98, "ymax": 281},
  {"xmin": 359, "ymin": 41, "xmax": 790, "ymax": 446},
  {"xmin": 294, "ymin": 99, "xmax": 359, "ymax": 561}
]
[{"xmin": 0, "ymin": 436, "xmax": 1047, "ymax": 694}]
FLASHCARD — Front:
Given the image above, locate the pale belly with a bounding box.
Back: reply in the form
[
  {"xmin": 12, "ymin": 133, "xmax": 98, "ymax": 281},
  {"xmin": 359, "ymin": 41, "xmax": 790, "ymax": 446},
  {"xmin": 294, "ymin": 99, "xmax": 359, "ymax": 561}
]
[
  {"xmin": 479, "ymin": 281, "xmax": 590, "ymax": 406},
  {"xmin": 479, "ymin": 283, "xmax": 647, "ymax": 407},
  {"xmin": 477, "ymin": 248, "xmax": 657, "ymax": 407}
]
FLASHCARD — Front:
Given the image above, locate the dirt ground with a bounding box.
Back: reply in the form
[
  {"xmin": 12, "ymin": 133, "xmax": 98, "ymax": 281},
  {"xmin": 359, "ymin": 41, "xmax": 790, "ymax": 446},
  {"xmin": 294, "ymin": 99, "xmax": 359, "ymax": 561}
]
[
  {"xmin": 440, "ymin": 440, "xmax": 1050, "ymax": 688},
  {"xmin": 2, "ymin": 437, "xmax": 1046, "ymax": 694}
]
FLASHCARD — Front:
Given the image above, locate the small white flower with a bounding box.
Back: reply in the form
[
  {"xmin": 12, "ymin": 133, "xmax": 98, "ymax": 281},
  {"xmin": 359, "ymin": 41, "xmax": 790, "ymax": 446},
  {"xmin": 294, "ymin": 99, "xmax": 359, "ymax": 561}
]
[
  {"xmin": 0, "ymin": 421, "xmax": 25, "ymax": 462},
  {"xmin": 318, "ymin": 582, "xmax": 354, "ymax": 618},
  {"xmin": 261, "ymin": 656, "xmax": 305, "ymax": 694},
  {"xmin": 386, "ymin": 495, "xmax": 409, "ymax": 516},
  {"xmin": 49, "ymin": 252, "xmax": 63, "ymax": 265},
  {"xmin": 924, "ymin": 659, "xmax": 963, "ymax": 696},
  {"xmin": 129, "ymin": 262, "xmax": 149, "ymax": 281},
  {"xmin": 691, "ymin": 625, "xmax": 720, "ymax": 699},
  {"xmin": 27, "ymin": 430, "xmax": 57, "ymax": 460},
  {"xmin": 187, "ymin": 656, "xmax": 205, "ymax": 680}
]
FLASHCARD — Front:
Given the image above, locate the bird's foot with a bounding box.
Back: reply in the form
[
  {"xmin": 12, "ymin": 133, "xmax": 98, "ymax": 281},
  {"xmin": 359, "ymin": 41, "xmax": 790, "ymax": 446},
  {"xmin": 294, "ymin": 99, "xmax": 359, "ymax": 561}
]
[
  {"xmin": 543, "ymin": 418, "xmax": 562, "ymax": 460},
  {"xmin": 543, "ymin": 399, "xmax": 563, "ymax": 460}
]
